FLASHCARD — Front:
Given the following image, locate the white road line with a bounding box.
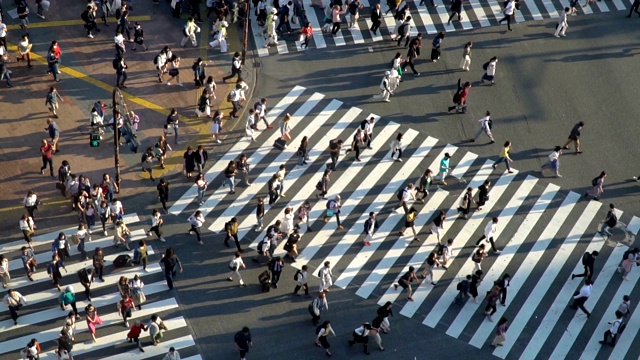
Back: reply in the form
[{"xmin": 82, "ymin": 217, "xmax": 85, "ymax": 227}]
[
  {"xmin": 326, "ymin": 136, "xmax": 438, "ymax": 288},
  {"xmin": 523, "ymin": 0, "xmax": 544, "ymax": 20},
  {"xmin": 303, "ymin": 0, "xmax": 328, "ymax": 49},
  {"xmin": 626, "ymin": 215, "xmax": 640, "ymax": 235},
  {"xmin": 611, "ymin": 0, "xmax": 626, "ymax": 10},
  {"xmin": 1, "ymin": 213, "xmax": 140, "ymax": 254},
  {"xmin": 2, "ymin": 300, "xmax": 180, "ymax": 355},
  {"xmin": 249, "ymin": 8, "xmax": 270, "ymax": 57},
  {"xmin": 469, "ymin": 191, "xmax": 580, "ymax": 348},
  {"xmin": 98, "ymin": 335, "xmax": 196, "ymax": 360},
  {"xmin": 487, "ymin": 0, "xmax": 505, "ymax": 20},
  {"xmin": 548, "ymin": 241, "xmax": 627, "ymax": 359},
  {"xmin": 349, "ymin": 20, "xmax": 366, "ymax": 44},
  {"xmin": 594, "ymin": 0, "xmax": 611, "ymax": 11},
  {"xmin": 363, "ymin": 18, "xmax": 385, "ymax": 40},
  {"xmin": 579, "ymin": 246, "xmax": 640, "ymax": 360},
  {"xmin": 292, "ymin": 126, "xmax": 413, "ymax": 270},
  {"xmin": 434, "ymin": 0, "xmax": 457, "ymax": 32},
  {"xmin": 355, "ymin": 190, "xmax": 449, "ymax": 298},
  {"xmin": 445, "ymin": 179, "xmax": 552, "ymax": 337},
  {"xmin": 0, "ymin": 250, "xmax": 160, "ymax": 311},
  {"xmin": 169, "ymin": 86, "xmax": 306, "ymax": 215},
  {"xmin": 467, "ymin": 0, "xmax": 492, "ymax": 27},
  {"xmin": 206, "ymin": 98, "xmax": 339, "ymax": 232},
  {"xmin": 411, "ymin": 0, "xmax": 439, "ymax": 34},
  {"xmin": 399, "ymin": 165, "xmax": 516, "ymax": 318},
  {"xmin": 449, "ymin": 152, "xmax": 477, "ymax": 180},
  {"xmin": 0, "ymin": 282, "xmax": 167, "ymax": 334},
  {"xmin": 276, "ymin": 40, "xmax": 290, "ymax": 54},
  {"xmin": 541, "ymin": 0, "xmax": 561, "ymax": 16},
  {"xmin": 245, "ymin": 108, "xmax": 366, "ymax": 250},
  {"xmin": 495, "ymin": 201, "xmax": 602, "ymax": 358}
]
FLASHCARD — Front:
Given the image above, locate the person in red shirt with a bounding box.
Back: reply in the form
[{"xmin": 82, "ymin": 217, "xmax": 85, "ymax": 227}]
[
  {"xmin": 448, "ymin": 79, "xmax": 472, "ymax": 113},
  {"xmin": 118, "ymin": 293, "xmax": 135, "ymax": 327},
  {"xmin": 300, "ymin": 22, "xmax": 313, "ymax": 50},
  {"xmin": 127, "ymin": 320, "xmax": 147, "ymax": 352},
  {"xmin": 39, "ymin": 139, "xmax": 54, "ymax": 177}
]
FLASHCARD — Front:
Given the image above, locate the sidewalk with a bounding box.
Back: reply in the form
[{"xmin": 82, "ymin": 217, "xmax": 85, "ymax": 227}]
[{"xmin": 0, "ymin": 0, "xmax": 255, "ymax": 239}]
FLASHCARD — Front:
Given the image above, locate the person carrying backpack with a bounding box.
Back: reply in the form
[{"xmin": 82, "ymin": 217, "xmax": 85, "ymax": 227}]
[
  {"xmin": 293, "ymin": 265, "xmax": 309, "ymax": 296},
  {"xmin": 598, "ymin": 202, "xmax": 616, "ymax": 239},
  {"xmin": 454, "ymin": 275, "xmax": 471, "ymax": 305},
  {"xmin": 448, "ymin": 78, "xmax": 471, "ymax": 113},
  {"xmin": 571, "ymin": 250, "xmax": 599, "ymax": 282},
  {"xmin": 323, "ymin": 195, "xmax": 343, "ymax": 229},
  {"xmin": 600, "ymin": 310, "xmax": 625, "ymax": 346},
  {"xmin": 586, "ymin": 171, "xmax": 607, "ymax": 201}
]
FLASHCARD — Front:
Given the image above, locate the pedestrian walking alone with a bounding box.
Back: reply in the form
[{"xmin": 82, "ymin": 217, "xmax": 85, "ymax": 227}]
[
  {"xmin": 598, "ymin": 202, "xmax": 617, "ymax": 239},
  {"xmin": 491, "ymin": 317, "xmax": 509, "ymax": 346},
  {"xmin": 447, "ymin": 0, "xmax": 463, "ymax": 25},
  {"xmin": 318, "ymin": 261, "xmax": 334, "ymax": 292},
  {"xmin": 554, "ymin": 7, "xmax": 569, "ymax": 38},
  {"xmin": 309, "ymin": 291, "xmax": 329, "ymax": 325},
  {"xmin": 430, "ymin": 32, "xmax": 445, "ymax": 62},
  {"xmin": 460, "ymin": 42, "xmax": 472, "ymax": 71},
  {"xmin": 498, "ymin": 0, "xmax": 515, "ymax": 31},
  {"xmin": 227, "ymin": 251, "xmax": 247, "ymax": 286},
  {"xmin": 348, "ymin": 322, "xmax": 372, "ymax": 355},
  {"xmin": 484, "ymin": 284, "xmax": 500, "ymax": 322},
  {"xmin": 323, "ymin": 195, "xmax": 344, "ymax": 229},
  {"xmin": 496, "ymin": 273, "xmax": 511, "ymax": 306},
  {"xmin": 569, "ymin": 279, "xmax": 593, "ymax": 318},
  {"xmin": 492, "ymin": 141, "xmax": 514, "ymax": 173},
  {"xmin": 234, "ymin": 327, "xmax": 252, "ymax": 360},
  {"xmin": 585, "ymin": 171, "xmax": 606, "ymax": 201},
  {"xmin": 476, "ymin": 217, "xmax": 501, "ymax": 253},
  {"xmin": 399, "ymin": 207, "xmax": 419, "ymax": 242},
  {"xmin": 457, "ymin": 187, "xmax": 476, "ymax": 220},
  {"xmin": 315, "ymin": 320, "xmax": 336, "ymax": 356},
  {"xmin": 5, "ymin": 289, "xmax": 27, "ymax": 325},
  {"xmin": 481, "ymin": 56, "xmax": 498, "ymax": 85},
  {"xmin": 393, "ymin": 266, "xmax": 418, "ymax": 301},
  {"xmin": 188, "ymin": 210, "xmax": 205, "ymax": 245},
  {"xmin": 469, "ymin": 111, "xmax": 495, "ymax": 143},
  {"xmin": 293, "ymin": 265, "xmax": 309, "ymax": 296},
  {"xmin": 448, "ymin": 79, "xmax": 471, "ymax": 114},
  {"xmin": 159, "ymin": 248, "xmax": 183, "ymax": 290},
  {"xmin": 563, "ymin": 121, "xmax": 583, "ymax": 154},
  {"xmin": 472, "ymin": 244, "xmax": 488, "ymax": 271},
  {"xmin": 541, "ymin": 146, "xmax": 562, "ymax": 178}
]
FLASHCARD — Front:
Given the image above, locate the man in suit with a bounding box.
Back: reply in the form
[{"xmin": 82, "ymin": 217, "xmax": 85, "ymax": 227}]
[{"xmin": 370, "ymin": 4, "xmax": 381, "ymax": 35}]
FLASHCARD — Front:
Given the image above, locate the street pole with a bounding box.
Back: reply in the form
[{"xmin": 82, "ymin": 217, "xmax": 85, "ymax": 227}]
[{"xmin": 112, "ymin": 88, "xmax": 121, "ymax": 187}]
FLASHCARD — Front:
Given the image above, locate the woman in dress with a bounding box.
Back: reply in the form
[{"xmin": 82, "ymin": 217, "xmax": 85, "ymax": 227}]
[
  {"xmin": 183, "ymin": 146, "xmax": 196, "ymax": 178},
  {"xmin": 390, "ymin": 132, "xmax": 403, "ymax": 161},
  {"xmin": 460, "ymin": 42, "xmax": 472, "ymax": 71},
  {"xmin": 211, "ymin": 111, "xmax": 222, "ymax": 144},
  {"xmin": 280, "ymin": 113, "xmax": 292, "ymax": 144},
  {"xmin": 585, "ymin": 171, "xmax": 606, "ymax": 201},
  {"xmin": 297, "ymin": 136, "xmax": 309, "ymax": 165},
  {"xmin": 85, "ymin": 304, "xmax": 102, "ymax": 342}
]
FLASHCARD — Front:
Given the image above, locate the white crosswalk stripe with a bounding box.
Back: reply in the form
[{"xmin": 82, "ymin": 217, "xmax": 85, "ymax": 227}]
[{"xmin": 250, "ymin": 0, "xmax": 633, "ymax": 55}]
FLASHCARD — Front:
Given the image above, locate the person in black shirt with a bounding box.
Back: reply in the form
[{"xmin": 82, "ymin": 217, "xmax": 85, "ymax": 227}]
[
  {"xmin": 159, "ymin": 248, "xmax": 183, "ymax": 290},
  {"xmin": 234, "ymin": 327, "xmax": 252, "ymax": 359},
  {"xmin": 572, "ymin": 251, "xmax": 599, "ymax": 282},
  {"xmin": 562, "ymin": 121, "xmax": 583, "ymax": 154},
  {"xmin": 477, "ymin": 180, "xmax": 491, "ymax": 211},
  {"xmin": 157, "ymin": 178, "xmax": 170, "ymax": 213}
]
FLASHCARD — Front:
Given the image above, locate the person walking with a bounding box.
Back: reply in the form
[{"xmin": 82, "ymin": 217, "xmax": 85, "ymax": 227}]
[
  {"xmin": 416, "ymin": 168, "xmax": 433, "ymax": 202},
  {"xmin": 227, "ymin": 251, "xmax": 246, "ymax": 286},
  {"xmin": 187, "ymin": 210, "xmax": 205, "ymax": 245},
  {"xmin": 393, "ymin": 266, "xmax": 418, "ymax": 301},
  {"xmin": 157, "ymin": 178, "xmax": 170, "ymax": 214},
  {"xmin": 328, "ymin": 139, "xmax": 344, "ymax": 170},
  {"xmin": 472, "ymin": 244, "xmax": 489, "ymax": 271},
  {"xmin": 440, "ymin": 238, "xmax": 454, "ymax": 269},
  {"xmin": 118, "ymin": 293, "xmax": 135, "ymax": 327},
  {"xmin": 541, "ymin": 146, "xmax": 563, "ymax": 178},
  {"xmin": 159, "ymin": 248, "xmax": 183, "ymax": 290},
  {"xmin": 428, "ymin": 210, "xmax": 446, "ymax": 244},
  {"xmin": 586, "ymin": 171, "xmax": 606, "ymax": 201},
  {"xmin": 318, "ymin": 261, "xmax": 334, "ymax": 292},
  {"xmin": 194, "ymin": 173, "xmax": 208, "ymax": 206},
  {"xmin": 569, "ymin": 279, "xmax": 593, "ymax": 318},
  {"xmin": 46, "ymin": 50, "xmax": 60, "ymax": 82},
  {"xmin": 498, "ymin": 0, "xmax": 515, "ymax": 31},
  {"xmin": 430, "ymin": 32, "xmax": 445, "ymax": 62},
  {"xmin": 131, "ymin": 22, "xmax": 147, "ymax": 51},
  {"xmin": 222, "ymin": 52, "xmax": 242, "ymax": 83},
  {"xmin": 92, "ymin": 247, "xmax": 105, "ymax": 282},
  {"xmin": 619, "ymin": 252, "xmax": 637, "ymax": 280},
  {"xmin": 457, "ymin": 187, "xmax": 476, "ymax": 220},
  {"xmin": 393, "ymin": 183, "xmax": 415, "ymax": 213},
  {"xmin": 20, "ymin": 246, "xmax": 36, "ymax": 281},
  {"xmin": 469, "ymin": 269, "xmax": 483, "ymax": 303},
  {"xmin": 224, "ymin": 217, "xmax": 242, "ymax": 251},
  {"xmin": 315, "ymin": 320, "xmax": 336, "ymax": 356},
  {"xmin": 45, "ymin": 118, "xmax": 60, "ymax": 153},
  {"xmin": 39, "ymin": 139, "xmax": 55, "ymax": 177},
  {"xmin": 476, "ymin": 217, "xmax": 501, "ymax": 253},
  {"xmin": 23, "ymin": 191, "xmax": 38, "ymax": 220},
  {"xmin": 399, "ymin": 207, "xmax": 420, "ymax": 242},
  {"xmin": 348, "ymin": 322, "xmax": 372, "ymax": 355},
  {"xmin": 275, "ymin": 164, "xmax": 287, "ymax": 197},
  {"xmin": 127, "ymin": 320, "xmax": 147, "ymax": 352},
  {"xmin": 268, "ymin": 256, "xmax": 284, "ymax": 288},
  {"xmin": 317, "ymin": 169, "xmax": 331, "ymax": 199},
  {"xmin": 363, "ymin": 212, "xmax": 379, "ymax": 246},
  {"xmin": 223, "ymin": 160, "xmax": 238, "ymax": 195},
  {"xmin": 372, "ymin": 71, "xmax": 393, "ymax": 102},
  {"xmin": 77, "ymin": 267, "xmax": 94, "ymax": 301},
  {"xmin": 146, "ymin": 209, "xmax": 167, "ymax": 242},
  {"xmin": 390, "ymin": 132, "xmax": 404, "ymax": 162},
  {"xmin": 599, "ymin": 203, "xmax": 617, "ymax": 239},
  {"xmin": 234, "ymin": 327, "xmax": 252, "ymax": 360},
  {"xmin": 420, "ymin": 251, "xmax": 440, "ymax": 285},
  {"xmin": 448, "ymin": 79, "xmax": 471, "ymax": 113},
  {"xmin": 571, "ymin": 250, "xmax": 600, "ymax": 280},
  {"xmin": 323, "ymin": 195, "xmax": 344, "ymax": 229},
  {"xmin": 599, "ymin": 310, "xmax": 625, "ymax": 346},
  {"xmin": 180, "ymin": 17, "xmax": 201, "ymax": 47},
  {"xmin": 16, "ymin": 34, "xmax": 33, "ymax": 68},
  {"xmin": 460, "ymin": 41, "xmax": 472, "ymax": 71},
  {"xmin": 377, "ymin": 302, "xmax": 393, "ymax": 333},
  {"xmin": 496, "ymin": 273, "xmax": 511, "ymax": 306},
  {"xmin": 346, "ymin": 129, "xmax": 365, "ymax": 162},
  {"xmin": 370, "ymin": 3, "xmax": 382, "ymax": 35},
  {"xmin": 469, "ymin": 111, "xmax": 495, "ymax": 143},
  {"xmin": 45, "ymin": 87, "xmax": 64, "ymax": 120},
  {"xmin": 85, "ymin": 303, "xmax": 102, "ymax": 342},
  {"xmin": 447, "ymin": 0, "xmax": 463, "ymax": 25},
  {"xmin": 362, "ymin": 117, "xmax": 375, "ymax": 150},
  {"xmin": 628, "ymin": 0, "xmax": 640, "ymax": 17},
  {"xmin": 297, "ymin": 136, "xmax": 309, "ymax": 166},
  {"xmin": 491, "ymin": 317, "xmax": 509, "ymax": 347},
  {"xmin": 395, "ymin": 16, "xmax": 412, "ymax": 47},
  {"xmin": 454, "ymin": 274, "xmax": 472, "ymax": 305},
  {"xmin": 330, "ymin": 5, "xmax": 347, "ymax": 35},
  {"xmin": 293, "ymin": 264, "xmax": 309, "ymax": 296},
  {"xmin": 492, "ymin": 141, "xmax": 514, "ymax": 173},
  {"xmin": 481, "ymin": 56, "xmax": 498, "ymax": 85},
  {"xmin": 5, "ymin": 289, "xmax": 27, "ymax": 325},
  {"xmin": 309, "ymin": 291, "xmax": 329, "ymax": 325},
  {"xmin": 617, "ymin": 295, "xmax": 632, "ymax": 317},
  {"xmin": 0, "ymin": 56, "xmax": 14, "ymax": 87},
  {"xmin": 115, "ymin": 56, "xmax": 128, "ymax": 89},
  {"xmin": 563, "ymin": 121, "xmax": 583, "ymax": 154},
  {"xmin": 133, "ymin": 241, "xmax": 149, "ymax": 272},
  {"xmin": 554, "ymin": 7, "xmax": 569, "ymax": 38},
  {"xmin": 484, "ymin": 284, "xmax": 501, "ymax": 322}
]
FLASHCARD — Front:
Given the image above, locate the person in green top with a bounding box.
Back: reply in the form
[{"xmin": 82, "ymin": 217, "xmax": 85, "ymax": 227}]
[{"xmin": 438, "ymin": 153, "xmax": 451, "ymax": 185}]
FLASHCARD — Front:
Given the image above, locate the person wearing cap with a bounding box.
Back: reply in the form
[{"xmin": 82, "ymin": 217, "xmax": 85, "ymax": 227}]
[
  {"xmin": 163, "ymin": 347, "xmax": 181, "ymax": 360},
  {"xmin": 372, "ymin": 71, "xmax": 392, "ymax": 102},
  {"xmin": 541, "ymin": 146, "xmax": 562, "ymax": 178},
  {"xmin": 209, "ymin": 21, "xmax": 228, "ymax": 52},
  {"xmin": 348, "ymin": 322, "xmax": 372, "ymax": 354},
  {"xmin": 265, "ymin": 8, "xmax": 279, "ymax": 47},
  {"xmin": 234, "ymin": 327, "xmax": 252, "ymax": 360}
]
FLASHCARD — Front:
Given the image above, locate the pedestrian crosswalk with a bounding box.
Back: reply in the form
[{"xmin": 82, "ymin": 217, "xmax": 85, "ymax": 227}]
[
  {"xmin": 170, "ymin": 85, "xmax": 640, "ymax": 359},
  {"xmin": 0, "ymin": 214, "xmax": 201, "ymax": 359},
  {"xmin": 251, "ymin": 0, "xmax": 632, "ymax": 56}
]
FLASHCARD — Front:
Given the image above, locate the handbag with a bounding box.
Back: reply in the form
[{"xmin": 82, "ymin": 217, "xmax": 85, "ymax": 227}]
[
  {"xmin": 41, "ymin": 0, "xmax": 50, "ymax": 10},
  {"xmin": 327, "ymin": 209, "xmax": 335, "ymax": 217}
]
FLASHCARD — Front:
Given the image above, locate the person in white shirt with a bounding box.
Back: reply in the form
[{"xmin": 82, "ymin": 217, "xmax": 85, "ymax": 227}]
[
  {"xmin": 554, "ymin": 7, "xmax": 569, "ymax": 38},
  {"xmin": 163, "ymin": 347, "xmax": 181, "ymax": 360},
  {"xmin": 0, "ymin": 21, "xmax": 7, "ymax": 51},
  {"xmin": 180, "ymin": 17, "xmax": 200, "ymax": 47},
  {"xmin": 114, "ymin": 31, "xmax": 126, "ymax": 57},
  {"xmin": 600, "ymin": 310, "xmax": 624, "ymax": 346},
  {"xmin": 469, "ymin": 111, "xmax": 495, "ymax": 143},
  {"xmin": 363, "ymin": 116, "xmax": 375, "ymax": 149},
  {"xmin": 570, "ymin": 279, "xmax": 592, "ymax": 317},
  {"xmin": 19, "ymin": 214, "xmax": 35, "ymax": 249},
  {"xmin": 23, "ymin": 190, "xmax": 38, "ymax": 219},
  {"xmin": 188, "ymin": 210, "xmax": 205, "ymax": 245},
  {"xmin": 229, "ymin": 83, "xmax": 242, "ymax": 118},
  {"xmin": 4, "ymin": 289, "xmax": 27, "ymax": 325},
  {"xmin": 0, "ymin": 255, "xmax": 10, "ymax": 289},
  {"xmin": 393, "ymin": 183, "xmax": 416, "ymax": 214},
  {"xmin": 372, "ymin": 71, "xmax": 392, "ymax": 102},
  {"xmin": 293, "ymin": 265, "xmax": 309, "ymax": 296},
  {"xmin": 208, "ymin": 21, "xmax": 228, "ymax": 52},
  {"xmin": 195, "ymin": 173, "xmax": 208, "ymax": 206},
  {"xmin": 475, "ymin": 217, "xmax": 501, "ymax": 253},
  {"xmin": 541, "ymin": 146, "xmax": 562, "ymax": 178},
  {"xmin": 441, "ymin": 238, "xmax": 454, "ymax": 269},
  {"xmin": 497, "ymin": 0, "xmax": 515, "ymax": 31},
  {"xmin": 363, "ymin": 212, "xmax": 378, "ymax": 246},
  {"xmin": 147, "ymin": 209, "xmax": 166, "ymax": 242},
  {"xmin": 227, "ymin": 251, "xmax": 246, "ymax": 286},
  {"xmin": 318, "ymin": 261, "xmax": 334, "ymax": 292},
  {"xmin": 348, "ymin": 322, "xmax": 372, "ymax": 355},
  {"xmin": 109, "ymin": 198, "xmax": 124, "ymax": 223}
]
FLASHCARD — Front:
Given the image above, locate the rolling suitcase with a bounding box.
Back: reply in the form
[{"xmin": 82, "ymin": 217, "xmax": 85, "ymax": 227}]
[
  {"xmin": 113, "ymin": 254, "xmax": 131, "ymax": 268},
  {"xmin": 273, "ymin": 138, "xmax": 287, "ymax": 150},
  {"xmin": 258, "ymin": 270, "xmax": 271, "ymax": 292}
]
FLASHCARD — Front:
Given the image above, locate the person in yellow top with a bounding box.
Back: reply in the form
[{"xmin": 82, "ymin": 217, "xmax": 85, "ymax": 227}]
[
  {"xmin": 315, "ymin": 320, "xmax": 336, "ymax": 357},
  {"xmin": 398, "ymin": 207, "xmax": 419, "ymax": 242},
  {"xmin": 492, "ymin": 141, "xmax": 514, "ymax": 173},
  {"xmin": 180, "ymin": 17, "xmax": 201, "ymax": 47}
]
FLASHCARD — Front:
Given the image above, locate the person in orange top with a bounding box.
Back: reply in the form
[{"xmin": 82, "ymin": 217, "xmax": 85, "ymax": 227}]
[{"xmin": 300, "ymin": 22, "xmax": 313, "ymax": 50}]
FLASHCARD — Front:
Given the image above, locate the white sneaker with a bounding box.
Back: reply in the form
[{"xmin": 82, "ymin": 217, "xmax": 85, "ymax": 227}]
[
  {"xmin": 166, "ymin": 82, "xmax": 171, "ymax": 85},
  {"xmin": 177, "ymin": 83, "xmax": 183, "ymax": 87},
  {"xmin": 37, "ymin": 14, "xmax": 45, "ymax": 19},
  {"xmin": 88, "ymin": 34, "xmax": 94, "ymax": 38},
  {"xmin": 215, "ymin": 140, "xmax": 221, "ymax": 143},
  {"xmin": 159, "ymin": 237, "xmax": 167, "ymax": 242},
  {"xmin": 103, "ymin": 230, "xmax": 108, "ymax": 236}
]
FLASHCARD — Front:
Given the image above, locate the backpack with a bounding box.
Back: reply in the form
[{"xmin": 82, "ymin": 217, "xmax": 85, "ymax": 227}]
[
  {"xmin": 582, "ymin": 252, "xmax": 590, "ymax": 266},
  {"xmin": 360, "ymin": 119, "xmax": 368, "ymax": 130},
  {"xmin": 482, "ymin": 61, "xmax": 489, "ymax": 71},
  {"xmin": 608, "ymin": 212, "xmax": 618, "ymax": 228},
  {"xmin": 153, "ymin": 54, "xmax": 160, "ymax": 66},
  {"xmin": 112, "ymin": 57, "xmax": 119, "ymax": 70},
  {"xmin": 58, "ymin": 336, "xmax": 73, "ymax": 352},
  {"xmin": 398, "ymin": 23, "xmax": 408, "ymax": 37},
  {"xmin": 396, "ymin": 187, "xmax": 404, "ymax": 201},
  {"xmin": 227, "ymin": 90, "xmax": 235, "ymax": 102},
  {"xmin": 326, "ymin": 200, "xmax": 334, "ymax": 209},
  {"xmin": 591, "ymin": 177, "xmax": 599, "ymax": 186},
  {"xmin": 294, "ymin": 269, "xmax": 302, "ymax": 281},
  {"xmin": 487, "ymin": 119, "xmax": 493, "ymax": 130},
  {"xmin": 329, "ymin": 139, "xmax": 339, "ymax": 151},
  {"xmin": 80, "ymin": 10, "xmax": 89, "ymax": 22},
  {"xmin": 456, "ymin": 280, "xmax": 464, "ymax": 291},
  {"xmin": 437, "ymin": 244, "xmax": 445, "ymax": 256},
  {"xmin": 315, "ymin": 181, "xmax": 323, "ymax": 191},
  {"xmin": 257, "ymin": 239, "xmax": 266, "ymax": 253}
]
